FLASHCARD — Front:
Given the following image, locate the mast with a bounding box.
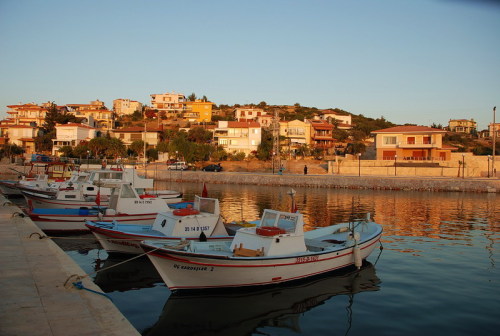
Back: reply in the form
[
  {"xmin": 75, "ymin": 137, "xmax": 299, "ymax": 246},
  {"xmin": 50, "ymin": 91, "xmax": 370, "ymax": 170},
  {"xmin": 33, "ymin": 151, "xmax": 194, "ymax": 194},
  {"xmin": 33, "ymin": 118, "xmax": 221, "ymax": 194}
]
[
  {"xmin": 272, "ymin": 108, "xmax": 280, "ymax": 174},
  {"xmin": 493, "ymin": 106, "xmax": 496, "ymax": 177}
]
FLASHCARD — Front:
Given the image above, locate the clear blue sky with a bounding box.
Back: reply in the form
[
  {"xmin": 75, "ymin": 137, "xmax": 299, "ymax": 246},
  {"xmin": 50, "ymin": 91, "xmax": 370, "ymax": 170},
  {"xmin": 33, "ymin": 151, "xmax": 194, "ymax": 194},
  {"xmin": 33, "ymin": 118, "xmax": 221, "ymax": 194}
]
[{"xmin": 1, "ymin": 0, "xmax": 499, "ymax": 130}]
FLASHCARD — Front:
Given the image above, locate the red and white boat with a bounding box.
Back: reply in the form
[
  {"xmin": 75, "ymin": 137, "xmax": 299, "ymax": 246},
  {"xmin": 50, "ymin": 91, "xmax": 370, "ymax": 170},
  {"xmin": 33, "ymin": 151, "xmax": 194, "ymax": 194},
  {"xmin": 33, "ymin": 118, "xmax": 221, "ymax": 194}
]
[
  {"xmin": 141, "ymin": 209, "xmax": 383, "ymax": 291},
  {"xmin": 27, "ymin": 181, "xmax": 186, "ymax": 232},
  {"xmin": 21, "ymin": 166, "xmax": 182, "ymax": 209}
]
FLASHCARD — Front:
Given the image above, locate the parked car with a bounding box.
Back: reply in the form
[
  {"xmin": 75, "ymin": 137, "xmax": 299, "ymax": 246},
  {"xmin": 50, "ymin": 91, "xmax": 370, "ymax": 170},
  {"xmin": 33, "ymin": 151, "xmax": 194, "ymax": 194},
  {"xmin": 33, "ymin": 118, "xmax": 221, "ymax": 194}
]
[
  {"xmin": 167, "ymin": 161, "xmax": 188, "ymax": 170},
  {"xmin": 202, "ymin": 164, "xmax": 223, "ymax": 172}
]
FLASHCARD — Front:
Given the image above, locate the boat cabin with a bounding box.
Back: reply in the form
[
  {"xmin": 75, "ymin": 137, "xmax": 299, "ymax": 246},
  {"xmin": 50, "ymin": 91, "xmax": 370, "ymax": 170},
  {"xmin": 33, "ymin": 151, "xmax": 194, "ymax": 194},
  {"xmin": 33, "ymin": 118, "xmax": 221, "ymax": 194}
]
[
  {"xmin": 230, "ymin": 209, "xmax": 307, "ymax": 257},
  {"xmin": 103, "ymin": 181, "xmax": 169, "ymax": 215},
  {"xmin": 150, "ymin": 196, "xmax": 227, "ymax": 238}
]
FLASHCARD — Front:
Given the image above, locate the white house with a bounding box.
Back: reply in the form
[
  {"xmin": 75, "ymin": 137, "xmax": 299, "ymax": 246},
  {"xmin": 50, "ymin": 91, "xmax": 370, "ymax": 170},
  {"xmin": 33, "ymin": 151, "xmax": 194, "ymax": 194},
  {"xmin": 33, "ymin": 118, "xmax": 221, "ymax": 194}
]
[
  {"xmin": 52, "ymin": 123, "xmax": 96, "ymax": 156},
  {"xmin": 214, "ymin": 121, "xmax": 261, "ymax": 155}
]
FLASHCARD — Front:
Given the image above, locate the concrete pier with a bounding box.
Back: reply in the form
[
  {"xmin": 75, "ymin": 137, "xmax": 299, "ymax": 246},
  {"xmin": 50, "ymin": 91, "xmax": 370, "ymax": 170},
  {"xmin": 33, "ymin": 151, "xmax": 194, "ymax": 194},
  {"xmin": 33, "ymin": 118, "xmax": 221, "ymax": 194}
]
[{"xmin": 0, "ymin": 195, "xmax": 139, "ymax": 336}]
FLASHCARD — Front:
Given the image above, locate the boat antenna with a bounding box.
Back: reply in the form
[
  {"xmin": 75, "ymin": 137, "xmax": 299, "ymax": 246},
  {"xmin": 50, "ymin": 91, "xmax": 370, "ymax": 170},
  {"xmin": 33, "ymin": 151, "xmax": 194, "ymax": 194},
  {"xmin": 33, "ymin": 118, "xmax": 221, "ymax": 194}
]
[{"xmin": 287, "ymin": 188, "xmax": 297, "ymax": 213}]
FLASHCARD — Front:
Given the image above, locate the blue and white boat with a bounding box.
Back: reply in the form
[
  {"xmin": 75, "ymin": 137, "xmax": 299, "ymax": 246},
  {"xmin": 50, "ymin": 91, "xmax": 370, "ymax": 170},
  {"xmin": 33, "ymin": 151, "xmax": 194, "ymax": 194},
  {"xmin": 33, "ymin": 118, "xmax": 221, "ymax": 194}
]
[{"xmin": 85, "ymin": 196, "xmax": 230, "ymax": 254}]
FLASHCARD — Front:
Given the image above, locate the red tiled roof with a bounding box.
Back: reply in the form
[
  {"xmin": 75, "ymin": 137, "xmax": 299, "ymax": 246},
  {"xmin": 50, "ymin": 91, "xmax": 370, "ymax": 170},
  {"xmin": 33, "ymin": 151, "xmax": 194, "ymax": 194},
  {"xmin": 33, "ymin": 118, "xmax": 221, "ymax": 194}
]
[
  {"xmin": 227, "ymin": 121, "xmax": 261, "ymax": 128},
  {"xmin": 7, "ymin": 125, "xmax": 35, "ymax": 129},
  {"xmin": 113, "ymin": 126, "xmax": 163, "ymax": 132},
  {"xmin": 56, "ymin": 123, "xmax": 95, "ymax": 129},
  {"xmin": 18, "ymin": 138, "xmax": 35, "ymax": 142},
  {"xmin": 371, "ymin": 126, "xmax": 446, "ymax": 134}
]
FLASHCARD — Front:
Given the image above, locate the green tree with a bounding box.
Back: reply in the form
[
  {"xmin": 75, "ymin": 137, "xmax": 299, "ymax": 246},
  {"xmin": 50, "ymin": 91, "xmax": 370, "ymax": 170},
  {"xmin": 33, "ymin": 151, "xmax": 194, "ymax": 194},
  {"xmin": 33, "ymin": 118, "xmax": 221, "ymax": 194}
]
[
  {"xmin": 88, "ymin": 137, "xmax": 109, "ymax": 158},
  {"xmin": 188, "ymin": 127, "xmax": 213, "ymax": 143},
  {"xmin": 256, "ymin": 129, "xmax": 273, "ymax": 160},
  {"xmin": 188, "ymin": 93, "xmax": 197, "ymax": 101},
  {"xmin": 0, "ymin": 143, "xmax": 25, "ymax": 160},
  {"xmin": 156, "ymin": 141, "xmax": 169, "ymax": 153},
  {"xmin": 34, "ymin": 130, "xmax": 55, "ymax": 152},
  {"xmin": 105, "ymin": 138, "xmax": 126, "ymax": 159},
  {"xmin": 58, "ymin": 146, "xmax": 73, "ymax": 157},
  {"xmin": 130, "ymin": 140, "xmax": 146, "ymax": 157}
]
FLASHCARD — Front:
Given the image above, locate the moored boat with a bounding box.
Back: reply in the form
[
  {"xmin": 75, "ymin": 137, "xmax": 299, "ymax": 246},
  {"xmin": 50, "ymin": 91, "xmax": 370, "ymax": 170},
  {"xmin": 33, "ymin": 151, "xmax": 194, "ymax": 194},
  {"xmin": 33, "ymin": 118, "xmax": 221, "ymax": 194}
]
[
  {"xmin": 85, "ymin": 195, "xmax": 230, "ymax": 254},
  {"xmin": 141, "ymin": 209, "xmax": 383, "ymax": 291},
  {"xmin": 27, "ymin": 181, "xmax": 186, "ymax": 232}
]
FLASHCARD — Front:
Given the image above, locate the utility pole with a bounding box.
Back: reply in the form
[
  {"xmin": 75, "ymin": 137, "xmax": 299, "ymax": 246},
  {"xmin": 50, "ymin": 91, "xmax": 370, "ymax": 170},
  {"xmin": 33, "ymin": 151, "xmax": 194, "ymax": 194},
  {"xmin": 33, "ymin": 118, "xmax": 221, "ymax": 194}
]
[
  {"xmin": 272, "ymin": 109, "xmax": 281, "ymax": 174},
  {"xmin": 493, "ymin": 106, "xmax": 496, "ymax": 177}
]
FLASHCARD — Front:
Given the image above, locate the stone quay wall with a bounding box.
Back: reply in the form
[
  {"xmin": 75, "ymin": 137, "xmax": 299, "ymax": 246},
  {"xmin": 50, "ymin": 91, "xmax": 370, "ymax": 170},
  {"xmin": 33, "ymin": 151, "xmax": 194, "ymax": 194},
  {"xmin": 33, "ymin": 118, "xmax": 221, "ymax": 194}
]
[{"xmin": 141, "ymin": 169, "xmax": 500, "ymax": 193}]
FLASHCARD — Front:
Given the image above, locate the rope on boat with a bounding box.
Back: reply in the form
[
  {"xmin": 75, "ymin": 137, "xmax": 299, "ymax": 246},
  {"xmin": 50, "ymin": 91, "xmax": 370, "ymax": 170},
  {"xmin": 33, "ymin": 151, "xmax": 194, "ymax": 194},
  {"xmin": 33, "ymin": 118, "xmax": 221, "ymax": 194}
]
[{"xmin": 372, "ymin": 241, "xmax": 384, "ymax": 266}]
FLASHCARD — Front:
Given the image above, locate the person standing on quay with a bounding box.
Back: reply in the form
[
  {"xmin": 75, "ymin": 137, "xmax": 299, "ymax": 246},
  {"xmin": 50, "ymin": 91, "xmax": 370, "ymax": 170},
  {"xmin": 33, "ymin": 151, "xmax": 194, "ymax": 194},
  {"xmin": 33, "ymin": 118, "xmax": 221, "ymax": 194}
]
[{"xmin": 304, "ymin": 165, "xmax": 308, "ymax": 175}]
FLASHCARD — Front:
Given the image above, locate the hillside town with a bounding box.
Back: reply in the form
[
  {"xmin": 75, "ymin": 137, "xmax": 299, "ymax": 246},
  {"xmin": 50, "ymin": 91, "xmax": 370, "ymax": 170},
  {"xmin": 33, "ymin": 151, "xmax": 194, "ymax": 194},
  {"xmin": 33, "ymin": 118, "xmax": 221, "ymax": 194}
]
[{"xmin": 0, "ymin": 91, "xmax": 498, "ymax": 177}]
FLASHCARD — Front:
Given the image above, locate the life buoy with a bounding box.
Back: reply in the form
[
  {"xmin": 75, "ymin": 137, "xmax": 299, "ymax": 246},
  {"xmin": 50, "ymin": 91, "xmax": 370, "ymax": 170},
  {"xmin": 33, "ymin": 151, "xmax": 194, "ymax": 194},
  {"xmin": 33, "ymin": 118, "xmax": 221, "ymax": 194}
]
[
  {"xmin": 55, "ymin": 178, "xmax": 65, "ymax": 182},
  {"xmin": 256, "ymin": 226, "xmax": 286, "ymax": 236},
  {"xmin": 139, "ymin": 194, "xmax": 156, "ymax": 199},
  {"xmin": 173, "ymin": 208, "xmax": 200, "ymax": 216},
  {"xmin": 111, "ymin": 168, "xmax": 123, "ymax": 171}
]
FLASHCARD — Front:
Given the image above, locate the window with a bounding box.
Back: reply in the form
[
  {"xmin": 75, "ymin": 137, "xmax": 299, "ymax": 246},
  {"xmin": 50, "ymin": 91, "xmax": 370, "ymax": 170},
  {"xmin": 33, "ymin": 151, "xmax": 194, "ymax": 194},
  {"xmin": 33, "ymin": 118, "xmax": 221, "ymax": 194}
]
[{"xmin": 383, "ymin": 136, "xmax": 397, "ymax": 145}]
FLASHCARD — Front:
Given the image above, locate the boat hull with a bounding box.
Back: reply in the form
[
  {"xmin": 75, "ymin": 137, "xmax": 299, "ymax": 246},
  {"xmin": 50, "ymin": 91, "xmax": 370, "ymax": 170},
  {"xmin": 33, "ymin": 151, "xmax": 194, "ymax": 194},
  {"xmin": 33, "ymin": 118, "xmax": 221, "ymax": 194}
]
[
  {"xmin": 0, "ymin": 181, "xmax": 22, "ymax": 196},
  {"xmin": 30, "ymin": 213, "xmax": 157, "ymax": 232},
  {"xmin": 142, "ymin": 233, "xmax": 382, "ymax": 291},
  {"xmin": 22, "ymin": 190, "xmax": 110, "ymax": 209}
]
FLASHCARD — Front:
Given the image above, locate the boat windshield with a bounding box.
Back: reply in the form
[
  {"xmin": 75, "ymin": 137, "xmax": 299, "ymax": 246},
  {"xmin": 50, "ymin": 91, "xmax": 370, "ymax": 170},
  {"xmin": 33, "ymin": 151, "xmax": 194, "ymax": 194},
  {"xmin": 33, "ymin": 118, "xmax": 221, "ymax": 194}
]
[
  {"xmin": 197, "ymin": 198, "xmax": 217, "ymax": 214},
  {"xmin": 261, "ymin": 211, "xmax": 278, "ymax": 227},
  {"xmin": 277, "ymin": 214, "xmax": 299, "ymax": 233},
  {"xmin": 120, "ymin": 184, "xmax": 136, "ymax": 198},
  {"xmin": 261, "ymin": 211, "xmax": 299, "ymax": 233}
]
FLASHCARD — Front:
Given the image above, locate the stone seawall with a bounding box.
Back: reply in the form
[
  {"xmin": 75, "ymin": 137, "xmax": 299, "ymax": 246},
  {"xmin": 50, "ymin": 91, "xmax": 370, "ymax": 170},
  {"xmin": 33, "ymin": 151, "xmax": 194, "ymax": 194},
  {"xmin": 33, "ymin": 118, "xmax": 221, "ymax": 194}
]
[{"xmin": 142, "ymin": 169, "xmax": 500, "ymax": 193}]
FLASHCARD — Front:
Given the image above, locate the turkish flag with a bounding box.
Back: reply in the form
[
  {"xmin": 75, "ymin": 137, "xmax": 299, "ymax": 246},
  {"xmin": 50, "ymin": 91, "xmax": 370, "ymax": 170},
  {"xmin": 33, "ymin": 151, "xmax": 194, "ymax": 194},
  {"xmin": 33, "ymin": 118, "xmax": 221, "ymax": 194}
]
[
  {"xmin": 96, "ymin": 190, "xmax": 101, "ymax": 206},
  {"xmin": 201, "ymin": 183, "xmax": 208, "ymax": 198}
]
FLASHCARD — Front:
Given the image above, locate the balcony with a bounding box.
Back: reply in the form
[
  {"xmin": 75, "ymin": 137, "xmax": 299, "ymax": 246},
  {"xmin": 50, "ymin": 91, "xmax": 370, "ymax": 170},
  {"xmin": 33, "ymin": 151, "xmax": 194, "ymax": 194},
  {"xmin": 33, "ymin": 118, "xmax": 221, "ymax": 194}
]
[{"xmin": 397, "ymin": 141, "xmax": 438, "ymax": 148}]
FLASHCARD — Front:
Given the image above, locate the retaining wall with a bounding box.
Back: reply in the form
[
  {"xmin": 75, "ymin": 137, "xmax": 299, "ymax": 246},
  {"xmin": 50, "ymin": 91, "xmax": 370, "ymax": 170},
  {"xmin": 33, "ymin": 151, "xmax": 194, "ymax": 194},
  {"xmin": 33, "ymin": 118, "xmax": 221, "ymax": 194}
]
[{"xmin": 142, "ymin": 169, "xmax": 500, "ymax": 193}]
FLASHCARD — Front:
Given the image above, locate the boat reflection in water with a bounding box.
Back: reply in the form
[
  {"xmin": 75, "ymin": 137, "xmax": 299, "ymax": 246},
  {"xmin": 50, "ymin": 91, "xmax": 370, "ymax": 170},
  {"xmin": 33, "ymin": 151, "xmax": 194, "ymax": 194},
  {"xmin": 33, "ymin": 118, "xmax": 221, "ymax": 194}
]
[
  {"xmin": 144, "ymin": 262, "xmax": 381, "ymax": 336},
  {"xmin": 93, "ymin": 255, "xmax": 163, "ymax": 293}
]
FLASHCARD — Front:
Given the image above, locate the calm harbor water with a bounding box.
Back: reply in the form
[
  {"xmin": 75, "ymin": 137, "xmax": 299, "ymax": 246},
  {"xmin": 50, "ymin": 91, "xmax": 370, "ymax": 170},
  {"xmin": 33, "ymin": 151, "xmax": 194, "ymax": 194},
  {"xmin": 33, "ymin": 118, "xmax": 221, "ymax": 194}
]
[{"xmin": 46, "ymin": 182, "xmax": 499, "ymax": 336}]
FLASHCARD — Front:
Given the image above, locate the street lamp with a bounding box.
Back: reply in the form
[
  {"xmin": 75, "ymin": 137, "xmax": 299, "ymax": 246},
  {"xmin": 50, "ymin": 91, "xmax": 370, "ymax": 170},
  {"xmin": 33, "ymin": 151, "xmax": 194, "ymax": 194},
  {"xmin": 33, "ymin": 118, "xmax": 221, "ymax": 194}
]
[
  {"xmin": 488, "ymin": 155, "xmax": 491, "ymax": 178},
  {"xmin": 462, "ymin": 154, "xmax": 465, "ymax": 179},
  {"xmin": 394, "ymin": 155, "xmax": 397, "ymax": 176},
  {"xmin": 87, "ymin": 150, "xmax": 90, "ymax": 169},
  {"xmin": 358, "ymin": 153, "xmax": 361, "ymax": 176}
]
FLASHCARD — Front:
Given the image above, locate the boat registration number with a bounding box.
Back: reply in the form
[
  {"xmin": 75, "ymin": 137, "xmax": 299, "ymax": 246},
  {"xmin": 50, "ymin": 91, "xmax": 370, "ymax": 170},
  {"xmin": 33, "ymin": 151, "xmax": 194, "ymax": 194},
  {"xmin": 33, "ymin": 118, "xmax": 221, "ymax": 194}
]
[
  {"xmin": 184, "ymin": 226, "xmax": 210, "ymax": 232},
  {"xmin": 295, "ymin": 255, "xmax": 319, "ymax": 263}
]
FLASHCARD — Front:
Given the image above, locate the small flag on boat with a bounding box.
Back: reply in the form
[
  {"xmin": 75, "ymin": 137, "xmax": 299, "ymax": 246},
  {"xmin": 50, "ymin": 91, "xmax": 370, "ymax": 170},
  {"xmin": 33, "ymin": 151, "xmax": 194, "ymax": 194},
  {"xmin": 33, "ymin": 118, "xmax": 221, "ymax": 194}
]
[
  {"xmin": 202, "ymin": 183, "xmax": 208, "ymax": 197},
  {"xmin": 95, "ymin": 190, "xmax": 101, "ymax": 206}
]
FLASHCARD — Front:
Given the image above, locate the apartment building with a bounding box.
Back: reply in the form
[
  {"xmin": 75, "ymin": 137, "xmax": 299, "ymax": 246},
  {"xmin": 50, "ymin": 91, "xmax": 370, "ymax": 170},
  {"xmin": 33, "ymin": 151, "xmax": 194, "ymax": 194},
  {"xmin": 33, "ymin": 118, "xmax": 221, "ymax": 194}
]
[
  {"xmin": 110, "ymin": 125, "xmax": 163, "ymax": 149},
  {"xmin": 317, "ymin": 109, "xmax": 353, "ymax": 129},
  {"xmin": 308, "ymin": 119, "xmax": 335, "ymax": 151},
  {"xmin": 151, "ymin": 92, "xmax": 185, "ymax": 118},
  {"xmin": 279, "ymin": 120, "xmax": 312, "ymax": 155},
  {"xmin": 371, "ymin": 125, "xmax": 451, "ymax": 161},
  {"xmin": 66, "ymin": 100, "xmax": 114, "ymax": 130},
  {"xmin": 213, "ymin": 121, "xmax": 261, "ymax": 155},
  {"xmin": 113, "ymin": 99, "xmax": 142, "ymax": 116},
  {"xmin": 184, "ymin": 100, "xmax": 213, "ymax": 122},
  {"xmin": 3, "ymin": 102, "xmax": 63, "ymax": 127},
  {"xmin": 52, "ymin": 123, "xmax": 96, "ymax": 156},
  {"xmin": 235, "ymin": 108, "xmax": 273, "ymax": 128},
  {"xmin": 4, "ymin": 125, "xmax": 37, "ymax": 156},
  {"xmin": 448, "ymin": 119, "xmax": 477, "ymax": 133}
]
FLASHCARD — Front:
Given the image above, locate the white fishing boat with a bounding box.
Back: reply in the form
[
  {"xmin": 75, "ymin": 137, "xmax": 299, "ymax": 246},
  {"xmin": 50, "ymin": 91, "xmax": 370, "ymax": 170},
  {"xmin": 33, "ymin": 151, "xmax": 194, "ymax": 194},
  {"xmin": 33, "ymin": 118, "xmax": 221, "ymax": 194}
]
[
  {"xmin": 27, "ymin": 180, "xmax": 188, "ymax": 232},
  {"xmin": 141, "ymin": 208, "xmax": 383, "ymax": 291},
  {"xmin": 0, "ymin": 160, "xmax": 76, "ymax": 196},
  {"xmin": 21, "ymin": 166, "xmax": 182, "ymax": 209},
  {"xmin": 85, "ymin": 196, "xmax": 230, "ymax": 254}
]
